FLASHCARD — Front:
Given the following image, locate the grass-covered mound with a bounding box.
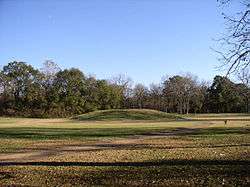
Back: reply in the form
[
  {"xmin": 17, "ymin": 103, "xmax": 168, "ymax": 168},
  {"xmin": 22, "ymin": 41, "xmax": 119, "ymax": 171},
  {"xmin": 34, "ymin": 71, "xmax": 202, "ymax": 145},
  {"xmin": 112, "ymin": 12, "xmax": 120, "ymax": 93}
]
[{"xmin": 73, "ymin": 109, "xmax": 182, "ymax": 121}]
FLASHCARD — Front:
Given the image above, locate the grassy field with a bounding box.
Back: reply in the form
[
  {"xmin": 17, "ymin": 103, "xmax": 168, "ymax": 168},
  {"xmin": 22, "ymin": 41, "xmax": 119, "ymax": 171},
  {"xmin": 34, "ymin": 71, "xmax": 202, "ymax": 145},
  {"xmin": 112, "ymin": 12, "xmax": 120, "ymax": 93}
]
[
  {"xmin": 74, "ymin": 109, "xmax": 182, "ymax": 121},
  {"xmin": 0, "ymin": 111, "xmax": 249, "ymax": 186}
]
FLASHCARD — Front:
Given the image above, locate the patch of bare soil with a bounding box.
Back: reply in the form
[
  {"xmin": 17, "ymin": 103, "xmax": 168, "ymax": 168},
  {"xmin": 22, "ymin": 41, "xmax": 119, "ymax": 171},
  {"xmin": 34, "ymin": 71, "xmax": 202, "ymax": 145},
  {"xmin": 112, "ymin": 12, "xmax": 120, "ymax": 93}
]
[
  {"xmin": 0, "ymin": 128, "xmax": 199, "ymax": 162},
  {"xmin": 0, "ymin": 152, "xmax": 41, "ymax": 161}
]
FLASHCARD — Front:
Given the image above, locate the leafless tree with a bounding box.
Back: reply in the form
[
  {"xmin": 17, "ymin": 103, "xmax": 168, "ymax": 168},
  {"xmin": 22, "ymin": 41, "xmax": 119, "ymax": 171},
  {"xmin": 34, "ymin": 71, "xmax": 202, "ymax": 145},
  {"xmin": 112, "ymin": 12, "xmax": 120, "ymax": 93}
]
[
  {"xmin": 216, "ymin": 0, "xmax": 250, "ymax": 74},
  {"xmin": 40, "ymin": 60, "xmax": 61, "ymax": 86},
  {"xmin": 148, "ymin": 83, "xmax": 164, "ymax": 111},
  {"xmin": 0, "ymin": 71, "xmax": 5, "ymax": 94},
  {"xmin": 133, "ymin": 84, "xmax": 148, "ymax": 109},
  {"xmin": 109, "ymin": 74, "xmax": 133, "ymax": 98},
  {"xmin": 238, "ymin": 67, "xmax": 250, "ymax": 85}
]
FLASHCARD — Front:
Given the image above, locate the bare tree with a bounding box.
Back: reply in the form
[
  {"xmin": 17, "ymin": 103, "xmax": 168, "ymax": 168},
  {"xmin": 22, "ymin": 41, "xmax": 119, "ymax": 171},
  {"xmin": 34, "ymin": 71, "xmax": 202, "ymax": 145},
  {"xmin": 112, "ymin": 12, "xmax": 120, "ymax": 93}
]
[
  {"xmin": 0, "ymin": 71, "xmax": 4, "ymax": 94},
  {"xmin": 40, "ymin": 60, "xmax": 61, "ymax": 86},
  {"xmin": 109, "ymin": 74, "xmax": 133, "ymax": 108},
  {"xmin": 238, "ymin": 67, "xmax": 250, "ymax": 85},
  {"xmin": 216, "ymin": 0, "xmax": 250, "ymax": 74},
  {"xmin": 109, "ymin": 74, "xmax": 133, "ymax": 97},
  {"xmin": 148, "ymin": 83, "xmax": 163, "ymax": 111},
  {"xmin": 133, "ymin": 84, "xmax": 148, "ymax": 109}
]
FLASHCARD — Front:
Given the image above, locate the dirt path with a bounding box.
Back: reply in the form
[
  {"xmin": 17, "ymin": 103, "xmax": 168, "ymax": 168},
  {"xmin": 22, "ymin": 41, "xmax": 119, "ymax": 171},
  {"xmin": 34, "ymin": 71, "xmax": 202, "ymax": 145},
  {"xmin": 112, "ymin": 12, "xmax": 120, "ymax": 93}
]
[{"xmin": 0, "ymin": 128, "xmax": 199, "ymax": 162}]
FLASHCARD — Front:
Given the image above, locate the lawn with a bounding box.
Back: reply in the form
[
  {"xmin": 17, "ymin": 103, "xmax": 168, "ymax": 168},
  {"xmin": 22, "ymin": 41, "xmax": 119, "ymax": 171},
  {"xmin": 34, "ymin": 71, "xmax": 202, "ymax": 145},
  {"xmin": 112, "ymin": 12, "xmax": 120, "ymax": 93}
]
[{"xmin": 0, "ymin": 114, "xmax": 249, "ymax": 186}]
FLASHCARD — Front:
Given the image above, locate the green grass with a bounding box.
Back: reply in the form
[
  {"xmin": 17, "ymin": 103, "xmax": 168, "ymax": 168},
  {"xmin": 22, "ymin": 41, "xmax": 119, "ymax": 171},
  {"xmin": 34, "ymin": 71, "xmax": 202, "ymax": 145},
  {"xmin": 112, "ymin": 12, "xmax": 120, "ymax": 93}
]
[
  {"xmin": 0, "ymin": 126, "xmax": 249, "ymax": 140},
  {"xmin": 73, "ymin": 109, "xmax": 182, "ymax": 121}
]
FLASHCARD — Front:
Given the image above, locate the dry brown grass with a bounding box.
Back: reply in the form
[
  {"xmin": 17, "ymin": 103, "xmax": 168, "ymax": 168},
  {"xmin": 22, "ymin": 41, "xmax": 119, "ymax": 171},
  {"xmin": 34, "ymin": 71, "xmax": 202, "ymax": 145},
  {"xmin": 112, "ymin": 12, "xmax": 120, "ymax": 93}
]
[{"xmin": 0, "ymin": 117, "xmax": 249, "ymax": 186}]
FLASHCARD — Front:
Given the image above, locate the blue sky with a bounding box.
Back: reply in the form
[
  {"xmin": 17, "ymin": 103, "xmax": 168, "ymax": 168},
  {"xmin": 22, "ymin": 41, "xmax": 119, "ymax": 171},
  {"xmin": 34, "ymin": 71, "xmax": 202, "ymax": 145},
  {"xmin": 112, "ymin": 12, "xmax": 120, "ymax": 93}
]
[{"xmin": 0, "ymin": 0, "xmax": 229, "ymax": 85}]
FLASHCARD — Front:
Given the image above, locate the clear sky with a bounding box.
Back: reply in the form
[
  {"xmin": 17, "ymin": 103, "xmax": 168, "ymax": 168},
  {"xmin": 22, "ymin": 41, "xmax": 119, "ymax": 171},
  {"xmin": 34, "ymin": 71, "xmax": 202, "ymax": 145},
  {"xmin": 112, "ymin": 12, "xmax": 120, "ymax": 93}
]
[{"xmin": 0, "ymin": 0, "xmax": 229, "ymax": 85}]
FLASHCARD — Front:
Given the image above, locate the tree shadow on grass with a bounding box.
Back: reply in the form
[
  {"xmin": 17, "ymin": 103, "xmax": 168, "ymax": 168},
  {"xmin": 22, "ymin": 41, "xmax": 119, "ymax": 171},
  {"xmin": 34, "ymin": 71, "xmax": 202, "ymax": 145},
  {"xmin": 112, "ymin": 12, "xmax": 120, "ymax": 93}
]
[
  {"xmin": 0, "ymin": 172, "xmax": 13, "ymax": 180},
  {"xmin": 0, "ymin": 161, "xmax": 248, "ymax": 186},
  {"xmin": 1, "ymin": 159, "xmax": 250, "ymax": 167}
]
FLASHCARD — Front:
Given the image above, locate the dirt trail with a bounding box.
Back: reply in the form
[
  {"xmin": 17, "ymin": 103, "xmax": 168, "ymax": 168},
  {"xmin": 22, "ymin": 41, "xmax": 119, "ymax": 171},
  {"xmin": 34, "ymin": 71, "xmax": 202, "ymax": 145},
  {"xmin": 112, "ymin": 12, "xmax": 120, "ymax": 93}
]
[{"xmin": 0, "ymin": 128, "xmax": 198, "ymax": 162}]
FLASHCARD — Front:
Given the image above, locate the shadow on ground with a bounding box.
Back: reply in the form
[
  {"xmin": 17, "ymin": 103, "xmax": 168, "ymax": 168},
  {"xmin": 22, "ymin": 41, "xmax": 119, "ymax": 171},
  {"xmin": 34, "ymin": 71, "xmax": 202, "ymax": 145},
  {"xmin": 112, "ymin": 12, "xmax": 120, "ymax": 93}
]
[
  {"xmin": 1, "ymin": 159, "xmax": 250, "ymax": 167},
  {"xmin": 0, "ymin": 160, "xmax": 249, "ymax": 186}
]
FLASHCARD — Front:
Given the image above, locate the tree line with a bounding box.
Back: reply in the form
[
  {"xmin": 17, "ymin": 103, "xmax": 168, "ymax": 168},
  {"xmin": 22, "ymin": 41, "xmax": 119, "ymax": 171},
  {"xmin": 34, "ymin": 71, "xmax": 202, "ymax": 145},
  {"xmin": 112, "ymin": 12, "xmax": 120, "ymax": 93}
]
[{"xmin": 0, "ymin": 61, "xmax": 249, "ymax": 117}]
